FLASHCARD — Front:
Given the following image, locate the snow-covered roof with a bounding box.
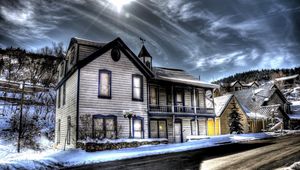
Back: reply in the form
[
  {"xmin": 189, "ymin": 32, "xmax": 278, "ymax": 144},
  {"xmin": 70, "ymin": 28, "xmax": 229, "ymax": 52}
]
[
  {"xmin": 157, "ymin": 76, "xmax": 219, "ymax": 89},
  {"xmin": 288, "ymin": 114, "xmax": 300, "ymax": 120},
  {"xmin": 242, "ymin": 81, "xmax": 259, "ymax": 87},
  {"xmin": 275, "ymin": 74, "xmax": 299, "ymax": 82},
  {"xmin": 239, "ymin": 103, "xmax": 267, "ymax": 119},
  {"xmin": 213, "ymin": 94, "xmax": 233, "ymax": 116},
  {"xmin": 152, "ymin": 67, "xmax": 219, "ymax": 89}
]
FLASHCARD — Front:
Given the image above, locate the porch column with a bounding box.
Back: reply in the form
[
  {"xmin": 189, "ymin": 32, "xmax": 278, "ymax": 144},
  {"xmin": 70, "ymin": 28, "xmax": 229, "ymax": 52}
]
[
  {"xmin": 212, "ymin": 89, "xmax": 216, "ymax": 114},
  {"xmin": 171, "ymin": 85, "xmax": 175, "ymax": 142},
  {"xmin": 171, "ymin": 85, "xmax": 174, "ymax": 113},
  {"xmin": 193, "ymin": 88, "xmax": 198, "ymax": 135},
  {"xmin": 193, "ymin": 87, "xmax": 197, "ymax": 114},
  {"xmin": 173, "ymin": 114, "xmax": 175, "ymax": 143}
]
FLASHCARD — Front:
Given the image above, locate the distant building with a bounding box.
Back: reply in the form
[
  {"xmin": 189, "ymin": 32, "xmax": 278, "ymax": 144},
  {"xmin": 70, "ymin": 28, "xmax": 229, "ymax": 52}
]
[
  {"xmin": 218, "ymin": 80, "xmax": 259, "ymax": 95},
  {"xmin": 274, "ymin": 74, "xmax": 299, "ymax": 89}
]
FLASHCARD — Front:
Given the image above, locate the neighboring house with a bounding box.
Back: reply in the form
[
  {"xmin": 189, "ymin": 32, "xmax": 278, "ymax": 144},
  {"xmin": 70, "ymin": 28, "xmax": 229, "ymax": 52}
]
[
  {"xmin": 219, "ymin": 81, "xmax": 259, "ymax": 94},
  {"xmin": 213, "ymin": 94, "xmax": 266, "ymax": 134},
  {"xmin": 275, "ymin": 74, "xmax": 300, "ymax": 89},
  {"xmin": 241, "ymin": 81, "xmax": 259, "ymax": 89},
  {"xmin": 288, "ymin": 103, "xmax": 300, "ymax": 129},
  {"xmin": 54, "ymin": 37, "xmax": 219, "ymax": 149},
  {"xmin": 233, "ymin": 83, "xmax": 291, "ymax": 130}
]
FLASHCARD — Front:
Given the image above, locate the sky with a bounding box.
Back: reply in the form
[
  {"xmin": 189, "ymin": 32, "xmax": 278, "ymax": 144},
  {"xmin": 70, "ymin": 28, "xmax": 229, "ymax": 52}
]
[{"xmin": 0, "ymin": 0, "xmax": 300, "ymax": 82}]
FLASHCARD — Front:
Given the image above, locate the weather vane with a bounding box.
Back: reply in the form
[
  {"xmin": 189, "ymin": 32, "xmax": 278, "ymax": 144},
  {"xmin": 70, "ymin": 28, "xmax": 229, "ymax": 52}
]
[{"xmin": 139, "ymin": 37, "xmax": 146, "ymax": 46}]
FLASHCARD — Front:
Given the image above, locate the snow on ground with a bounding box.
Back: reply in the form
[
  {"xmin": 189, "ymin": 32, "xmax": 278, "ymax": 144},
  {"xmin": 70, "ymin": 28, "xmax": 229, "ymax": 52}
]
[
  {"xmin": 0, "ymin": 132, "xmax": 299, "ymax": 170},
  {"xmin": 284, "ymin": 161, "xmax": 300, "ymax": 170}
]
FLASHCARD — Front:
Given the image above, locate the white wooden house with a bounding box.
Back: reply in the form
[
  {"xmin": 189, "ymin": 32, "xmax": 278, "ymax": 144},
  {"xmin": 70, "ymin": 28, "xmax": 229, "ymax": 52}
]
[{"xmin": 54, "ymin": 37, "xmax": 218, "ymax": 149}]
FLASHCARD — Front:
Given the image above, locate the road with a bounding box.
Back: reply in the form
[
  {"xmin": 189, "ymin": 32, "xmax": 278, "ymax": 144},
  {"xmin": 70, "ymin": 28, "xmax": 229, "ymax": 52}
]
[{"xmin": 67, "ymin": 134, "xmax": 300, "ymax": 170}]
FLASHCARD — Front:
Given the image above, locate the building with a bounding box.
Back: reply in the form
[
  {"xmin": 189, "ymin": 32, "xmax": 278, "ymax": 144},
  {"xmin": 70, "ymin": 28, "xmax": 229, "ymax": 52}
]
[
  {"xmin": 54, "ymin": 37, "xmax": 219, "ymax": 149},
  {"xmin": 219, "ymin": 81, "xmax": 259, "ymax": 94},
  {"xmin": 213, "ymin": 94, "xmax": 267, "ymax": 134},
  {"xmin": 275, "ymin": 74, "xmax": 300, "ymax": 89},
  {"xmin": 233, "ymin": 83, "xmax": 291, "ymax": 130}
]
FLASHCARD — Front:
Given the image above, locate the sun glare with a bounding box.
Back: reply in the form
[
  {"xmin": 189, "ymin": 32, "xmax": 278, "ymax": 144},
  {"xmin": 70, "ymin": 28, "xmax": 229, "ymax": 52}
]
[{"xmin": 108, "ymin": 0, "xmax": 134, "ymax": 12}]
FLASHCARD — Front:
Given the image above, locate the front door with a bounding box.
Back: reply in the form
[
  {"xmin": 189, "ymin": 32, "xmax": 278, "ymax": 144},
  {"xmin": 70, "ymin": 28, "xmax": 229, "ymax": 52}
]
[{"xmin": 174, "ymin": 122, "xmax": 182, "ymax": 143}]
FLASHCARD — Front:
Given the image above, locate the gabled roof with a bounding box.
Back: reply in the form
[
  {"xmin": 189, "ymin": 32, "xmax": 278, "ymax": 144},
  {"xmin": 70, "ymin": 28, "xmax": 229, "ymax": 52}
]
[
  {"xmin": 233, "ymin": 83, "xmax": 276, "ymax": 111},
  {"xmin": 213, "ymin": 94, "xmax": 234, "ymax": 116},
  {"xmin": 242, "ymin": 81, "xmax": 259, "ymax": 87},
  {"xmin": 138, "ymin": 45, "xmax": 152, "ymax": 58},
  {"xmin": 68, "ymin": 37, "xmax": 106, "ymax": 51},
  {"xmin": 232, "ymin": 82, "xmax": 289, "ymax": 118},
  {"xmin": 275, "ymin": 74, "xmax": 299, "ymax": 82},
  {"xmin": 230, "ymin": 81, "xmax": 242, "ymax": 87},
  {"xmin": 152, "ymin": 67, "xmax": 219, "ymax": 89},
  {"xmin": 56, "ymin": 37, "xmax": 154, "ymax": 89}
]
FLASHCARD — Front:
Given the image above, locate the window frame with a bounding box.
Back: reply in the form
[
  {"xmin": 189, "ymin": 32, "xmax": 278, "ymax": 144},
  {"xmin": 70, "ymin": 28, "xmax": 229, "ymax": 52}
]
[
  {"xmin": 132, "ymin": 116, "xmax": 144, "ymax": 139},
  {"xmin": 67, "ymin": 116, "xmax": 71, "ymax": 145},
  {"xmin": 92, "ymin": 114, "xmax": 117, "ymax": 139},
  {"xmin": 190, "ymin": 119, "xmax": 198, "ymax": 135},
  {"xmin": 149, "ymin": 118, "xmax": 168, "ymax": 139},
  {"xmin": 57, "ymin": 119, "xmax": 61, "ymax": 144},
  {"xmin": 98, "ymin": 69, "xmax": 112, "ymax": 99},
  {"xmin": 132, "ymin": 74, "xmax": 143, "ymax": 102},
  {"xmin": 63, "ymin": 83, "xmax": 66, "ymax": 106},
  {"xmin": 58, "ymin": 87, "xmax": 61, "ymax": 108},
  {"xmin": 149, "ymin": 85, "xmax": 159, "ymax": 105}
]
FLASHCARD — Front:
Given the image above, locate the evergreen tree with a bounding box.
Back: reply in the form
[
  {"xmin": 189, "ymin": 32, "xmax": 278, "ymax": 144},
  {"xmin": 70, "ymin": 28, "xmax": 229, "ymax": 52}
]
[{"xmin": 228, "ymin": 104, "xmax": 243, "ymax": 134}]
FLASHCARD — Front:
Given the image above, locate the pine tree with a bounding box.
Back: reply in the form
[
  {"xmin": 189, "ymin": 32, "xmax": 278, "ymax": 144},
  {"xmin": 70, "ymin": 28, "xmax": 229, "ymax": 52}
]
[{"xmin": 228, "ymin": 104, "xmax": 243, "ymax": 134}]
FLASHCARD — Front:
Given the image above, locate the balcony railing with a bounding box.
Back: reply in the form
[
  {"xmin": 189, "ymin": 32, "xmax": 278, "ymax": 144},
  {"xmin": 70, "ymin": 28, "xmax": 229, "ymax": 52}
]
[
  {"xmin": 149, "ymin": 105, "xmax": 172, "ymax": 112},
  {"xmin": 149, "ymin": 105, "xmax": 214, "ymax": 114}
]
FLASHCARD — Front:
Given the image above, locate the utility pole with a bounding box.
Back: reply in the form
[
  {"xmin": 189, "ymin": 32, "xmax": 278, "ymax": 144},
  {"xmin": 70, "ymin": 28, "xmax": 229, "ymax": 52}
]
[{"xmin": 17, "ymin": 81, "xmax": 25, "ymax": 153}]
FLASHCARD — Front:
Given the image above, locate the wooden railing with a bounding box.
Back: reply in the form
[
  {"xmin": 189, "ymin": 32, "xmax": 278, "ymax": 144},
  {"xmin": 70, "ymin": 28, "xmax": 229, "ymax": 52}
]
[
  {"xmin": 149, "ymin": 105, "xmax": 214, "ymax": 114},
  {"xmin": 149, "ymin": 105, "xmax": 172, "ymax": 112}
]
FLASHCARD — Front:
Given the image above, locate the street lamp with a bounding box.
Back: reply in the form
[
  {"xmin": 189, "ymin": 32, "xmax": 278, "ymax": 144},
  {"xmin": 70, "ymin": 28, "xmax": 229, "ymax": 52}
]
[
  {"xmin": 17, "ymin": 80, "xmax": 25, "ymax": 153},
  {"xmin": 123, "ymin": 110, "xmax": 136, "ymax": 138}
]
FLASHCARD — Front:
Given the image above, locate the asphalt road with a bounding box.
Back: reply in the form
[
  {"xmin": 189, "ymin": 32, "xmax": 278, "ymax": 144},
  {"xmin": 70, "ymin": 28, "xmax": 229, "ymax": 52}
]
[{"xmin": 68, "ymin": 134, "xmax": 300, "ymax": 170}]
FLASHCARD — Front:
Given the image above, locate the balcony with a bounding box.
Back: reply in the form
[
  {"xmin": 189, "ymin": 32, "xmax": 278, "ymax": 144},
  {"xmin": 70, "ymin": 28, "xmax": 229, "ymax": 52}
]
[{"xmin": 149, "ymin": 105, "xmax": 214, "ymax": 115}]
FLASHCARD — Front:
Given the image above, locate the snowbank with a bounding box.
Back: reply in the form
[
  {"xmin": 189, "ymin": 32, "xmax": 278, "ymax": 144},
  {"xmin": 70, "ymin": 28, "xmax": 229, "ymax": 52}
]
[{"xmin": 0, "ymin": 132, "xmax": 297, "ymax": 170}]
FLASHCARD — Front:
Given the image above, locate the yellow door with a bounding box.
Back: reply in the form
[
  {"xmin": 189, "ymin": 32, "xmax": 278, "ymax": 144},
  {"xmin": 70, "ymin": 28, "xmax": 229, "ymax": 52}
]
[
  {"xmin": 215, "ymin": 118, "xmax": 220, "ymax": 135},
  {"xmin": 207, "ymin": 118, "xmax": 215, "ymax": 136}
]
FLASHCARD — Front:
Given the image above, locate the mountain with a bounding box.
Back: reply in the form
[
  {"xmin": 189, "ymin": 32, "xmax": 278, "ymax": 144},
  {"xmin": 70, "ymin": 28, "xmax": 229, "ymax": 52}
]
[{"xmin": 213, "ymin": 67, "xmax": 300, "ymax": 84}]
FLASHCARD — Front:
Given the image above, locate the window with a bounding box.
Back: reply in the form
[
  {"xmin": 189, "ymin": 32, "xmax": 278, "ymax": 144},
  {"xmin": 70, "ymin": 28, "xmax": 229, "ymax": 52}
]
[
  {"xmin": 57, "ymin": 119, "xmax": 61, "ymax": 144},
  {"xmin": 190, "ymin": 120, "xmax": 197, "ymax": 135},
  {"xmin": 133, "ymin": 117, "xmax": 144, "ymax": 138},
  {"xmin": 63, "ymin": 84, "xmax": 66, "ymax": 105},
  {"xmin": 67, "ymin": 116, "xmax": 71, "ymax": 145},
  {"xmin": 93, "ymin": 115, "xmax": 117, "ymax": 139},
  {"xmin": 132, "ymin": 74, "xmax": 143, "ymax": 101},
  {"xmin": 150, "ymin": 119, "xmax": 167, "ymax": 138},
  {"xmin": 98, "ymin": 70, "xmax": 111, "ymax": 98},
  {"xmin": 150, "ymin": 86, "xmax": 159, "ymax": 105},
  {"xmin": 176, "ymin": 90, "xmax": 184, "ymax": 106},
  {"xmin": 57, "ymin": 88, "xmax": 61, "ymax": 108}
]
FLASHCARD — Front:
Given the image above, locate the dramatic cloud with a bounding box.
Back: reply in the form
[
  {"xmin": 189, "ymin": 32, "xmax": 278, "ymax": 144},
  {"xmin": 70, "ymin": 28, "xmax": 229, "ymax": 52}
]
[{"xmin": 0, "ymin": 0, "xmax": 300, "ymax": 81}]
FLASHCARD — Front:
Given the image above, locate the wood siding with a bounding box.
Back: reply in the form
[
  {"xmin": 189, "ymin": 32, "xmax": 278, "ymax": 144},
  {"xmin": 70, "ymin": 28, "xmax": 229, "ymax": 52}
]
[
  {"xmin": 78, "ymin": 45, "xmax": 100, "ymax": 61},
  {"xmin": 78, "ymin": 49, "xmax": 148, "ymax": 139},
  {"xmin": 55, "ymin": 70, "xmax": 78, "ymax": 149}
]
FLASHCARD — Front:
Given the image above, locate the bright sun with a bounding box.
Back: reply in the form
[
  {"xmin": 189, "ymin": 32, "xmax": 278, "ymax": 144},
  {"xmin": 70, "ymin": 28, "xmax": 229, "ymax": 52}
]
[{"xmin": 108, "ymin": 0, "xmax": 135, "ymax": 12}]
